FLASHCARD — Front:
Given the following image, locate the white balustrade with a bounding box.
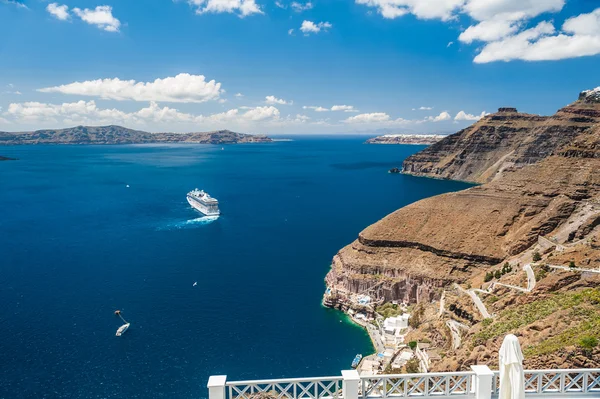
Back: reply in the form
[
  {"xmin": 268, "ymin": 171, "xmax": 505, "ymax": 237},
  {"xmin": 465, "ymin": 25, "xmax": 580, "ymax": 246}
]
[
  {"xmin": 491, "ymin": 369, "xmax": 600, "ymax": 396},
  {"xmin": 209, "ymin": 368, "xmax": 600, "ymax": 399},
  {"xmin": 360, "ymin": 371, "xmax": 474, "ymax": 399},
  {"xmin": 225, "ymin": 376, "xmax": 343, "ymax": 399}
]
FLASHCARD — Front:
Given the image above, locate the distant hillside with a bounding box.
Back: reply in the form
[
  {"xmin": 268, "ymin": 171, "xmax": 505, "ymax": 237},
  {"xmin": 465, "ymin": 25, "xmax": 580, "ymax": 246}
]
[
  {"xmin": 0, "ymin": 125, "xmax": 272, "ymax": 145},
  {"xmin": 365, "ymin": 134, "xmax": 446, "ymax": 145}
]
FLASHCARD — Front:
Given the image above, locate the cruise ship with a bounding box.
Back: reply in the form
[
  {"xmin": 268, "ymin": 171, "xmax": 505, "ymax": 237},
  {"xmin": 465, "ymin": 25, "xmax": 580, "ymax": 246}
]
[{"xmin": 187, "ymin": 189, "xmax": 220, "ymax": 216}]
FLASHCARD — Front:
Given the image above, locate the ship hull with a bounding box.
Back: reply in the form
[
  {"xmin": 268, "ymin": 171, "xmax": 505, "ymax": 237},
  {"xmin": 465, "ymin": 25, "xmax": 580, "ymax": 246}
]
[{"xmin": 187, "ymin": 196, "xmax": 220, "ymax": 216}]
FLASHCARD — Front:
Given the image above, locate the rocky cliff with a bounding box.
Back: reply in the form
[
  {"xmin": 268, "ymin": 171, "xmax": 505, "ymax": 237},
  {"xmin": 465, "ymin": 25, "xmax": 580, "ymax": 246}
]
[
  {"xmin": 0, "ymin": 125, "xmax": 272, "ymax": 145},
  {"xmin": 402, "ymin": 91, "xmax": 600, "ymax": 184},
  {"xmin": 324, "ymin": 89, "xmax": 600, "ymax": 369}
]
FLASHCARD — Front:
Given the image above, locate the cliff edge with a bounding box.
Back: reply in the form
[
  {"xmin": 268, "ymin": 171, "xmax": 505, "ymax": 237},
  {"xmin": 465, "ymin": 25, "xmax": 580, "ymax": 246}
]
[{"xmin": 324, "ymin": 89, "xmax": 600, "ymax": 370}]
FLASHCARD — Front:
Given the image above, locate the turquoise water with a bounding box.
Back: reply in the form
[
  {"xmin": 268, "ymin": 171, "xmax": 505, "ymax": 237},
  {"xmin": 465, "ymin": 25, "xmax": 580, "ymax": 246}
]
[{"xmin": 0, "ymin": 138, "xmax": 471, "ymax": 398}]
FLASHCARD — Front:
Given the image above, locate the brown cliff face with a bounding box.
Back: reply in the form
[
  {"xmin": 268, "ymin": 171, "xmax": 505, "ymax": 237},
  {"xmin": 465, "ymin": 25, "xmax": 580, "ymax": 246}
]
[
  {"xmin": 325, "ymin": 91, "xmax": 600, "ymax": 306},
  {"xmin": 401, "ymin": 95, "xmax": 600, "ymax": 184}
]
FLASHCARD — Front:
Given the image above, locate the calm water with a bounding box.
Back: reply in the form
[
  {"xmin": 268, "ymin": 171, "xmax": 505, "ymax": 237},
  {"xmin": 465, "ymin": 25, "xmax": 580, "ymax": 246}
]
[{"xmin": 0, "ymin": 138, "xmax": 471, "ymax": 399}]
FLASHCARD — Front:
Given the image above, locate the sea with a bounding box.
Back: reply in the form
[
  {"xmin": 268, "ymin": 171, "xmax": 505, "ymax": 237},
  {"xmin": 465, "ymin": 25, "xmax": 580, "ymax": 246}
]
[{"xmin": 0, "ymin": 137, "xmax": 471, "ymax": 399}]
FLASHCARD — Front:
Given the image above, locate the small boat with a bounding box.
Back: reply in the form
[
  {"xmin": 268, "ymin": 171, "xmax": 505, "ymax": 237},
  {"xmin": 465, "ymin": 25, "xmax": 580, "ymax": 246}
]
[
  {"xmin": 116, "ymin": 323, "xmax": 130, "ymax": 337},
  {"xmin": 193, "ymin": 281, "xmax": 197, "ymax": 287},
  {"xmin": 351, "ymin": 354, "xmax": 362, "ymax": 368}
]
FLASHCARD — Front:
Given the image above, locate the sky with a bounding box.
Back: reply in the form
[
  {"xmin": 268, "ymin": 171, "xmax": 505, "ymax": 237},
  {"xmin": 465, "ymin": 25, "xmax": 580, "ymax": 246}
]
[{"xmin": 0, "ymin": 0, "xmax": 599, "ymax": 134}]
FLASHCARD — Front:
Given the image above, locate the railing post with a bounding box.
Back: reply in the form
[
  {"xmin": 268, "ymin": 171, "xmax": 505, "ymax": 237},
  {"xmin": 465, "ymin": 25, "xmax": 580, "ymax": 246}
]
[
  {"xmin": 342, "ymin": 370, "xmax": 360, "ymax": 399},
  {"xmin": 208, "ymin": 375, "xmax": 227, "ymax": 399},
  {"xmin": 471, "ymin": 366, "xmax": 493, "ymax": 399}
]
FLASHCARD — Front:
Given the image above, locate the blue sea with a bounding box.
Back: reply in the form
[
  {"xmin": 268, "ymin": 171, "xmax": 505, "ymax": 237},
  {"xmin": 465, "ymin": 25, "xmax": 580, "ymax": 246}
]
[{"xmin": 0, "ymin": 137, "xmax": 471, "ymax": 399}]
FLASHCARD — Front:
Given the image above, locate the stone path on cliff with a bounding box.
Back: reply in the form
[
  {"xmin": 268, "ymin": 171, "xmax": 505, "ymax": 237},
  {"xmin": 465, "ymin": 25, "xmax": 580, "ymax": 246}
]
[
  {"xmin": 446, "ymin": 319, "xmax": 469, "ymax": 349},
  {"xmin": 454, "ymin": 284, "xmax": 492, "ymax": 319},
  {"xmin": 548, "ymin": 264, "xmax": 600, "ymax": 274}
]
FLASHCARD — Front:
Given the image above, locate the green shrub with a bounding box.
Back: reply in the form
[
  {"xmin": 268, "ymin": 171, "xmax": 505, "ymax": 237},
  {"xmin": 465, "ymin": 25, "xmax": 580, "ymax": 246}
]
[
  {"xmin": 569, "ymin": 261, "xmax": 576, "ymax": 268},
  {"xmin": 405, "ymin": 358, "xmax": 420, "ymax": 373},
  {"xmin": 408, "ymin": 341, "xmax": 417, "ymax": 350},
  {"xmin": 533, "ymin": 252, "xmax": 542, "ymax": 262}
]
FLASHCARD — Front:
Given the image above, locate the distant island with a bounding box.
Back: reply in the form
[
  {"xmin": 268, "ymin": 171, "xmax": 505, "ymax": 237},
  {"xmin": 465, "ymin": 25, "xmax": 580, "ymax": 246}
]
[
  {"xmin": 0, "ymin": 156, "xmax": 16, "ymax": 161},
  {"xmin": 0, "ymin": 125, "xmax": 272, "ymax": 145},
  {"xmin": 365, "ymin": 134, "xmax": 446, "ymax": 145}
]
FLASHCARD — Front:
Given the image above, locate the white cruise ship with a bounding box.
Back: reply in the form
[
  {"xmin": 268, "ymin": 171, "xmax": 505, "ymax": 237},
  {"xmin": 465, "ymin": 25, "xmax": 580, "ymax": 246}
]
[{"xmin": 187, "ymin": 189, "xmax": 220, "ymax": 216}]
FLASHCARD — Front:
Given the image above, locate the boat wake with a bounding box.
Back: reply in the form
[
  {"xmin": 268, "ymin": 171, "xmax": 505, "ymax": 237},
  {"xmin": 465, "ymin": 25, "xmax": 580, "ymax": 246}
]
[{"xmin": 158, "ymin": 215, "xmax": 220, "ymax": 230}]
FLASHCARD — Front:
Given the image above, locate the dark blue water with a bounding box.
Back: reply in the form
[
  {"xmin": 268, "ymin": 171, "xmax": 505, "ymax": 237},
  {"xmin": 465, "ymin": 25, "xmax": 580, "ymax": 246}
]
[{"xmin": 0, "ymin": 138, "xmax": 471, "ymax": 399}]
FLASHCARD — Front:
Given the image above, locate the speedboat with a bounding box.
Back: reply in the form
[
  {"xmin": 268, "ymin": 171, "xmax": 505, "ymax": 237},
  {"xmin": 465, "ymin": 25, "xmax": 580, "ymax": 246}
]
[
  {"xmin": 116, "ymin": 323, "xmax": 130, "ymax": 337},
  {"xmin": 351, "ymin": 354, "xmax": 362, "ymax": 368}
]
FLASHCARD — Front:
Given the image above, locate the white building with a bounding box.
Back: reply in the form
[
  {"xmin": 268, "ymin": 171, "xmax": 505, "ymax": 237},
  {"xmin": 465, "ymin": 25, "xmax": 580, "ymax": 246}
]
[{"xmin": 381, "ymin": 314, "xmax": 410, "ymax": 347}]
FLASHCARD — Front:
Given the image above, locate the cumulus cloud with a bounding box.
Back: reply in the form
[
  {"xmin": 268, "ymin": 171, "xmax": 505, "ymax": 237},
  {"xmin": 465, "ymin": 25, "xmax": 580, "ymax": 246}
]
[
  {"xmin": 472, "ymin": 15, "xmax": 600, "ymax": 63},
  {"xmin": 72, "ymin": 5, "xmax": 121, "ymax": 32},
  {"xmin": 291, "ymin": 1, "xmax": 312, "ymax": 12},
  {"xmin": 303, "ymin": 105, "xmax": 329, "ymax": 112},
  {"xmin": 304, "ymin": 105, "xmax": 358, "ymax": 112},
  {"xmin": 454, "ymin": 110, "xmax": 488, "ymax": 121},
  {"xmin": 265, "ymin": 95, "xmax": 292, "ymax": 105},
  {"xmin": 355, "ymin": 0, "xmax": 464, "ymax": 21},
  {"xmin": 234, "ymin": 93, "xmax": 244, "ymax": 97},
  {"xmin": 187, "ymin": 0, "xmax": 263, "ymax": 17},
  {"xmin": 331, "ymin": 105, "xmax": 357, "ymax": 112},
  {"xmin": 463, "ymin": 0, "xmax": 564, "ymax": 22},
  {"xmin": 47, "ymin": 3, "xmax": 70, "ymax": 20},
  {"xmin": 427, "ymin": 111, "xmax": 451, "ymax": 122},
  {"xmin": 288, "ymin": 28, "xmax": 294, "ymax": 35},
  {"xmin": 300, "ymin": 20, "xmax": 332, "ymax": 34},
  {"xmin": 38, "ymin": 73, "xmax": 223, "ymax": 103},
  {"xmin": 3, "ymin": 100, "xmax": 283, "ymax": 127},
  {"xmin": 356, "ymin": 0, "xmax": 600, "ymax": 63},
  {"xmin": 344, "ymin": 112, "xmax": 391, "ymax": 123},
  {"xmin": 459, "ymin": 19, "xmax": 521, "ymax": 44}
]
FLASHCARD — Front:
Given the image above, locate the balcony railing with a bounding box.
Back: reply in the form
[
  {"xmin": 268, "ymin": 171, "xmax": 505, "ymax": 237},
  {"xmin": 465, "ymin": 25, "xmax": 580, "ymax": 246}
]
[
  {"xmin": 492, "ymin": 369, "xmax": 600, "ymax": 396},
  {"xmin": 226, "ymin": 377, "xmax": 343, "ymax": 399},
  {"xmin": 208, "ymin": 367, "xmax": 600, "ymax": 399},
  {"xmin": 361, "ymin": 371, "xmax": 474, "ymax": 398}
]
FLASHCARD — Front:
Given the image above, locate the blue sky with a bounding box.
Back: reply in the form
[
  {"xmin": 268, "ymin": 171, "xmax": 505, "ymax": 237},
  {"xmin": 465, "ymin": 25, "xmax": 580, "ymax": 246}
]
[{"xmin": 0, "ymin": 0, "xmax": 599, "ymax": 134}]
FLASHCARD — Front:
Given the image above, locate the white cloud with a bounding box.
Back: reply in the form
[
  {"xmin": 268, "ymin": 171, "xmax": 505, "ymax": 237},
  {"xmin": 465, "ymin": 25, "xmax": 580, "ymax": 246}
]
[
  {"xmin": 459, "ymin": 19, "xmax": 521, "ymax": 43},
  {"xmin": 355, "ymin": 0, "xmax": 464, "ymax": 21},
  {"xmin": 427, "ymin": 111, "xmax": 451, "ymax": 122},
  {"xmin": 447, "ymin": 41, "xmax": 454, "ymax": 47},
  {"xmin": 303, "ymin": 105, "xmax": 329, "ymax": 112},
  {"xmin": 288, "ymin": 28, "xmax": 294, "ymax": 35},
  {"xmin": 473, "ymin": 15, "xmax": 600, "ymax": 63},
  {"xmin": 454, "ymin": 110, "xmax": 488, "ymax": 121},
  {"xmin": 265, "ymin": 95, "xmax": 292, "ymax": 105},
  {"xmin": 331, "ymin": 105, "xmax": 357, "ymax": 112},
  {"xmin": 275, "ymin": 1, "xmax": 286, "ymax": 8},
  {"xmin": 234, "ymin": 93, "xmax": 244, "ymax": 97},
  {"xmin": 47, "ymin": 3, "xmax": 70, "ymax": 21},
  {"xmin": 463, "ymin": 0, "xmax": 564, "ymax": 22},
  {"xmin": 416, "ymin": 106, "xmax": 433, "ymax": 110},
  {"xmin": 344, "ymin": 112, "xmax": 390, "ymax": 123},
  {"xmin": 355, "ymin": 0, "xmax": 600, "ymax": 64},
  {"xmin": 3, "ymin": 100, "xmax": 283, "ymax": 127},
  {"xmin": 1, "ymin": 0, "xmax": 28, "ymax": 9},
  {"xmin": 38, "ymin": 73, "xmax": 223, "ymax": 103},
  {"xmin": 300, "ymin": 20, "xmax": 332, "ymax": 34},
  {"xmin": 72, "ymin": 5, "xmax": 121, "ymax": 32},
  {"xmin": 244, "ymin": 106, "xmax": 281, "ymax": 120},
  {"xmin": 187, "ymin": 0, "xmax": 263, "ymax": 17},
  {"xmin": 291, "ymin": 1, "xmax": 312, "ymax": 12}
]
